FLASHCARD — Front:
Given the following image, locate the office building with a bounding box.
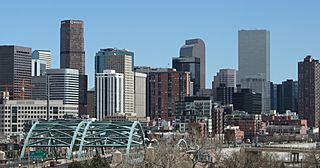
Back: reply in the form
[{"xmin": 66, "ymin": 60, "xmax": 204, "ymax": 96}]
[
  {"xmin": 240, "ymin": 75, "xmax": 268, "ymax": 114},
  {"xmin": 238, "ymin": 30, "xmax": 270, "ymax": 114},
  {"xmin": 196, "ymin": 88, "xmax": 214, "ymax": 100},
  {"xmin": 95, "ymin": 48, "xmax": 134, "ymax": 114},
  {"xmin": 146, "ymin": 68, "xmax": 190, "ymax": 120},
  {"xmin": 60, "ymin": 20, "xmax": 87, "ymax": 116},
  {"xmin": 298, "ymin": 55, "xmax": 320, "ymax": 127},
  {"xmin": 96, "ymin": 70, "xmax": 124, "ymax": 120},
  {"xmin": 172, "ymin": 56, "xmax": 200, "ymax": 95},
  {"xmin": 134, "ymin": 72, "xmax": 147, "ymax": 118},
  {"xmin": 215, "ymin": 84, "xmax": 234, "ymax": 105},
  {"xmin": 270, "ymin": 82, "xmax": 278, "ymax": 110},
  {"xmin": 213, "ymin": 69, "xmax": 236, "ymax": 89},
  {"xmin": 281, "ymin": 80, "xmax": 298, "ymax": 113},
  {"xmin": 32, "ymin": 50, "xmax": 52, "ymax": 69},
  {"xmin": 0, "ymin": 45, "xmax": 32, "ymax": 100},
  {"xmin": 87, "ymin": 89, "xmax": 95, "ymax": 118},
  {"xmin": 179, "ymin": 38, "xmax": 206, "ymax": 92},
  {"xmin": 233, "ymin": 88, "xmax": 262, "ymax": 114},
  {"xmin": 47, "ymin": 69, "xmax": 79, "ymax": 105},
  {"xmin": 31, "ymin": 76, "xmax": 47, "ymax": 100},
  {"xmin": 32, "ymin": 59, "xmax": 47, "ymax": 76},
  {"xmin": 0, "ymin": 100, "xmax": 78, "ymax": 136},
  {"xmin": 60, "ymin": 20, "xmax": 85, "ymax": 74}
]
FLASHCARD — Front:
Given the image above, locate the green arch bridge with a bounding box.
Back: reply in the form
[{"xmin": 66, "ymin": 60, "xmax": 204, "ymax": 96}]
[{"xmin": 20, "ymin": 120, "xmax": 145, "ymax": 160}]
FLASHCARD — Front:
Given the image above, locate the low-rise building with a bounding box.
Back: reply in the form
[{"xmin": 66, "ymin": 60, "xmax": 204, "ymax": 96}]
[
  {"xmin": 224, "ymin": 126, "xmax": 244, "ymax": 143},
  {"xmin": 0, "ymin": 100, "xmax": 78, "ymax": 136},
  {"xmin": 224, "ymin": 111, "xmax": 263, "ymax": 141}
]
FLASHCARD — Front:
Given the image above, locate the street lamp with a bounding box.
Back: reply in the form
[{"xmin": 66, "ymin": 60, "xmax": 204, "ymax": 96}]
[
  {"xmin": 32, "ymin": 160, "xmax": 35, "ymax": 168},
  {"xmin": 18, "ymin": 163, "xmax": 21, "ymax": 168}
]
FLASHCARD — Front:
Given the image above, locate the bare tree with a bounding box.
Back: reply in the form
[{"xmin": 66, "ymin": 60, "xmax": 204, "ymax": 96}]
[{"xmin": 222, "ymin": 150, "xmax": 282, "ymax": 168}]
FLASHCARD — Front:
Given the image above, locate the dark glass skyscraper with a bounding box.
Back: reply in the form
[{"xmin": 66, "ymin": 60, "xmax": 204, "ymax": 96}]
[
  {"xmin": 0, "ymin": 46, "xmax": 32, "ymax": 100},
  {"xmin": 172, "ymin": 57, "xmax": 200, "ymax": 95},
  {"xmin": 178, "ymin": 39, "xmax": 205, "ymax": 93},
  {"xmin": 60, "ymin": 20, "xmax": 87, "ymax": 115}
]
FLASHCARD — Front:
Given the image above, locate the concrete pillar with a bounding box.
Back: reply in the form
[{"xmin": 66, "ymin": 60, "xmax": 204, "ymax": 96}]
[
  {"xmin": 145, "ymin": 146, "xmax": 155, "ymax": 161},
  {"xmin": 112, "ymin": 150, "xmax": 122, "ymax": 165}
]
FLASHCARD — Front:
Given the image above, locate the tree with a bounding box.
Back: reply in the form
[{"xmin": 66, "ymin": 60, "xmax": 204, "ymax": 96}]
[
  {"xmin": 222, "ymin": 150, "xmax": 282, "ymax": 168},
  {"xmin": 68, "ymin": 154, "xmax": 111, "ymax": 168}
]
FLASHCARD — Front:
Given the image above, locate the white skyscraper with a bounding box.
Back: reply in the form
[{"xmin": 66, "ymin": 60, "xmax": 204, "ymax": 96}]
[
  {"xmin": 238, "ymin": 30, "xmax": 270, "ymax": 114},
  {"xmin": 47, "ymin": 69, "xmax": 79, "ymax": 105},
  {"xmin": 32, "ymin": 50, "xmax": 52, "ymax": 69},
  {"xmin": 96, "ymin": 70, "xmax": 124, "ymax": 120},
  {"xmin": 95, "ymin": 48, "xmax": 134, "ymax": 114}
]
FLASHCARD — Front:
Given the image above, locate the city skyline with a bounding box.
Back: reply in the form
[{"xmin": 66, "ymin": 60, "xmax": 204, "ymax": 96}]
[{"xmin": 2, "ymin": 1, "xmax": 320, "ymax": 88}]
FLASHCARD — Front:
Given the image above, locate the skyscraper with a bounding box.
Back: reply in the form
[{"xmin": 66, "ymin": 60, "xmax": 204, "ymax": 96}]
[
  {"xmin": 47, "ymin": 69, "xmax": 79, "ymax": 105},
  {"xmin": 281, "ymin": 79, "xmax": 298, "ymax": 113},
  {"xmin": 240, "ymin": 75, "xmax": 267, "ymax": 114},
  {"xmin": 233, "ymin": 88, "xmax": 262, "ymax": 114},
  {"xmin": 238, "ymin": 30, "xmax": 270, "ymax": 114},
  {"xmin": 95, "ymin": 48, "xmax": 134, "ymax": 113},
  {"xmin": 32, "ymin": 50, "xmax": 52, "ymax": 69},
  {"xmin": 96, "ymin": 70, "xmax": 124, "ymax": 120},
  {"xmin": 298, "ymin": 55, "xmax": 320, "ymax": 127},
  {"xmin": 147, "ymin": 68, "xmax": 190, "ymax": 120},
  {"xmin": 32, "ymin": 59, "xmax": 47, "ymax": 76},
  {"xmin": 60, "ymin": 20, "xmax": 87, "ymax": 115},
  {"xmin": 213, "ymin": 69, "xmax": 237, "ymax": 89},
  {"xmin": 0, "ymin": 45, "xmax": 32, "ymax": 100},
  {"xmin": 60, "ymin": 20, "xmax": 85, "ymax": 74},
  {"xmin": 172, "ymin": 56, "xmax": 200, "ymax": 95},
  {"xmin": 179, "ymin": 38, "xmax": 205, "ymax": 92}
]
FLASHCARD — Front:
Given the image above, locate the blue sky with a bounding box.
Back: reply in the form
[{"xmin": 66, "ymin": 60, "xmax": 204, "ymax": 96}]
[{"xmin": 1, "ymin": 1, "xmax": 320, "ymax": 88}]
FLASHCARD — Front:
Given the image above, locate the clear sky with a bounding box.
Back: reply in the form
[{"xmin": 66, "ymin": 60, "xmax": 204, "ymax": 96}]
[{"xmin": 1, "ymin": 1, "xmax": 320, "ymax": 88}]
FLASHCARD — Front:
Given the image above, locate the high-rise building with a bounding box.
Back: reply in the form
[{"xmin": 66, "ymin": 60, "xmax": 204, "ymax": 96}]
[
  {"xmin": 31, "ymin": 76, "xmax": 47, "ymax": 100},
  {"xmin": 134, "ymin": 72, "xmax": 147, "ymax": 118},
  {"xmin": 271, "ymin": 80, "xmax": 298, "ymax": 113},
  {"xmin": 238, "ymin": 30, "xmax": 270, "ymax": 114},
  {"xmin": 47, "ymin": 69, "xmax": 79, "ymax": 106},
  {"xmin": 179, "ymin": 38, "xmax": 206, "ymax": 92},
  {"xmin": 32, "ymin": 59, "xmax": 47, "ymax": 76},
  {"xmin": 96, "ymin": 70, "xmax": 124, "ymax": 120},
  {"xmin": 233, "ymin": 88, "xmax": 262, "ymax": 114},
  {"xmin": 282, "ymin": 79, "xmax": 298, "ymax": 113},
  {"xmin": 86, "ymin": 89, "xmax": 95, "ymax": 118},
  {"xmin": 60, "ymin": 20, "xmax": 87, "ymax": 116},
  {"xmin": 240, "ymin": 75, "xmax": 267, "ymax": 114},
  {"xmin": 0, "ymin": 45, "xmax": 32, "ymax": 100},
  {"xmin": 95, "ymin": 48, "xmax": 134, "ymax": 114},
  {"xmin": 172, "ymin": 57, "xmax": 200, "ymax": 95},
  {"xmin": 270, "ymin": 82, "xmax": 278, "ymax": 110},
  {"xmin": 144, "ymin": 68, "xmax": 190, "ymax": 120},
  {"xmin": 213, "ymin": 69, "xmax": 236, "ymax": 89},
  {"xmin": 298, "ymin": 55, "xmax": 320, "ymax": 127},
  {"xmin": 32, "ymin": 50, "xmax": 52, "ymax": 69},
  {"xmin": 215, "ymin": 84, "xmax": 234, "ymax": 105},
  {"xmin": 60, "ymin": 20, "xmax": 85, "ymax": 74},
  {"xmin": 276, "ymin": 84, "xmax": 283, "ymax": 112}
]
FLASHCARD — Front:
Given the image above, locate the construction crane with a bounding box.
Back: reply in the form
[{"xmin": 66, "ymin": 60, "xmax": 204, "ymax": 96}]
[{"xmin": 0, "ymin": 80, "xmax": 33, "ymax": 100}]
